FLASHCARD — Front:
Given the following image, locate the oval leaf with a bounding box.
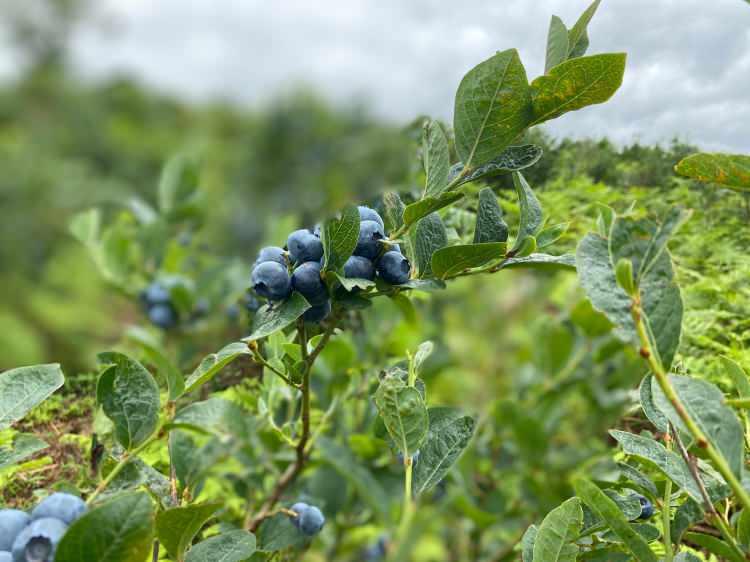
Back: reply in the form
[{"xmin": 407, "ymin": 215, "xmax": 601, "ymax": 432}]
[
  {"xmin": 675, "ymin": 153, "xmax": 750, "ymax": 190},
  {"xmin": 156, "ymin": 502, "xmax": 222, "ymax": 562},
  {"xmin": 184, "ymin": 342, "xmax": 252, "ymax": 394},
  {"xmin": 374, "ymin": 374, "xmax": 428, "ymax": 456},
  {"xmin": 244, "ymin": 292, "xmax": 311, "ymax": 343},
  {"xmin": 532, "ymin": 497, "xmax": 582, "ymax": 562},
  {"xmin": 431, "ymin": 242, "xmax": 506, "ymax": 279},
  {"xmin": 185, "ymin": 530, "xmax": 256, "ymax": 562},
  {"xmin": 0, "ymin": 363, "xmax": 64, "ymax": 430},
  {"xmin": 322, "ymin": 204, "xmax": 360, "ymax": 272}
]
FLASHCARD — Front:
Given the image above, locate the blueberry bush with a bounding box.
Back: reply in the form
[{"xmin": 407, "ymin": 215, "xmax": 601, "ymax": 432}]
[{"xmin": 2, "ymin": 1, "xmax": 749, "ymax": 561}]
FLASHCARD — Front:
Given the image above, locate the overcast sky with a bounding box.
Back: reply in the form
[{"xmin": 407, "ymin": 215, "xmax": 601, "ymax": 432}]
[{"xmin": 30, "ymin": 1, "xmax": 750, "ymax": 150}]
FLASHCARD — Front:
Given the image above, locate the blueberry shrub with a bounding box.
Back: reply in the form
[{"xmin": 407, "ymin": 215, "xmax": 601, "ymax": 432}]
[{"xmin": 2, "ymin": 1, "xmax": 749, "ymax": 561}]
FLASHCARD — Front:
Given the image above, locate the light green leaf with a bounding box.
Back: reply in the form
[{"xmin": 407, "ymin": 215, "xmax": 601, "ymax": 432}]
[
  {"xmin": 0, "ymin": 363, "xmax": 64, "ymax": 430},
  {"xmin": 402, "ymin": 191, "xmax": 464, "ymax": 229},
  {"xmin": 573, "ymin": 478, "xmax": 658, "ymax": 562},
  {"xmin": 453, "ymin": 49, "xmax": 533, "ymax": 168},
  {"xmin": 244, "ymin": 293, "xmax": 311, "ymax": 342},
  {"xmin": 382, "ymin": 191, "xmax": 406, "ymax": 234},
  {"xmin": 474, "ymin": 187, "xmax": 509, "ymax": 244},
  {"xmin": 453, "ymin": 145, "xmax": 543, "ymax": 188},
  {"xmin": 675, "ymin": 153, "xmax": 750, "ymax": 190},
  {"xmin": 322, "ymin": 204, "xmax": 360, "ymax": 272},
  {"xmin": 683, "ymin": 532, "xmax": 745, "ymax": 562},
  {"xmin": 156, "ymin": 503, "xmax": 222, "ymax": 562},
  {"xmin": 158, "ymin": 154, "xmax": 200, "ymax": 213},
  {"xmin": 567, "ymin": 0, "xmax": 602, "ymax": 58},
  {"xmin": 374, "ymin": 373, "xmax": 428, "ymax": 456},
  {"xmin": 423, "ymin": 120, "xmax": 451, "ymax": 196},
  {"xmin": 185, "ymin": 530, "xmax": 256, "ymax": 562},
  {"xmin": 723, "ymin": 356, "xmax": 750, "ymax": 398},
  {"xmin": 545, "ymin": 16, "xmax": 569, "ymax": 73},
  {"xmin": 0, "ymin": 434, "xmax": 48, "ymax": 470},
  {"xmin": 414, "ymin": 212, "xmax": 448, "ymax": 278},
  {"xmin": 184, "ymin": 342, "xmax": 252, "ymax": 394},
  {"xmin": 522, "ymin": 525, "xmax": 538, "ymax": 562},
  {"xmin": 170, "ymin": 398, "xmax": 248, "ymax": 436},
  {"xmin": 530, "ymin": 53, "xmax": 626, "ymax": 126},
  {"xmin": 431, "ymin": 242, "xmax": 506, "ymax": 279},
  {"xmin": 499, "ymin": 253, "xmax": 576, "ymax": 271},
  {"xmin": 126, "ymin": 326, "xmax": 184, "ymax": 400},
  {"xmin": 532, "ymin": 497, "xmax": 582, "ymax": 562},
  {"xmin": 55, "ymin": 492, "xmax": 155, "ymax": 562},
  {"xmin": 536, "ymin": 222, "xmax": 569, "ymax": 249},
  {"xmin": 511, "ymin": 172, "xmax": 543, "ymax": 252}
]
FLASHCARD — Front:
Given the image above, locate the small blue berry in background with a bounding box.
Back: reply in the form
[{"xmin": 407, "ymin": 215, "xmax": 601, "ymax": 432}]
[
  {"xmin": 0, "ymin": 509, "xmax": 30, "ymax": 551},
  {"xmin": 290, "ymin": 502, "xmax": 309, "ymax": 530},
  {"xmin": 303, "ymin": 300, "xmax": 331, "ymax": 323},
  {"xmin": 148, "ymin": 303, "xmax": 178, "ymax": 330},
  {"xmin": 142, "ymin": 281, "xmax": 170, "ymax": 305},
  {"xmin": 355, "ymin": 220, "xmax": 385, "ymax": 260},
  {"xmin": 298, "ymin": 505, "xmax": 325, "ymax": 536},
  {"xmin": 363, "ymin": 535, "xmax": 389, "ymax": 561},
  {"xmin": 343, "ymin": 255, "xmax": 375, "ymax": 280},
  {"xmin": 377, "ymin": 251, "xmax": 411, "ymax": 284},
  {"xmin": 255, "ymin": 246, "xmax": 288, "ymax": 267},
  {"xmin": 358, "ymin": 206, "xmax": 384, "ymax": 229},
  {"xmin": 31, "ymin": 492, "xmax": 87, "ymax": 525},
  {"xmin": 636, "ymin": 495, "xmax": 654, "ymax": 519},
  {"xmin": 251, "ymin": 261, "xmax": 292, "ymax": 300},
  {"xmin": 287, "ymin": 230, "xmax": 323, "ymax": 264},
  {"xmin": 292, "ymin": 261, "xmax": 327, "ymax": 304},
  {"xmin": 11, "ymin": 517, "xmax": 67, "ymax": 562}
]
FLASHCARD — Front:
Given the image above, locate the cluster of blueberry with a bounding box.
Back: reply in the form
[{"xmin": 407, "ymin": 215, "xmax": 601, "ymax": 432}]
[
  {"xmin": 288, "ymin": 502, "xmax": 325, "ymax": 536},
  {"xmin": 139, "ymin": 281, "xmax": 178, "ymax": 329},
  {"xmin": 0, "ymin": 493, "xmax": 87, "ymax": 562},
  {"xmin": 250, "ymin": 206, "xmax": 411, "ymax": 323}
]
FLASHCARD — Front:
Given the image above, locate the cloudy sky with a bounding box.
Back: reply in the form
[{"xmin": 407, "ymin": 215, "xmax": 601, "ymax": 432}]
[{"xmin": 36, "ymin": 1, "xmax": 750, "ymax": 150}]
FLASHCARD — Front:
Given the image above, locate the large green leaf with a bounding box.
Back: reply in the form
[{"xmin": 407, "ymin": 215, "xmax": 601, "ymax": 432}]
[
  {"xmin": 244, "ymin": 293, "xmax": 311, "ymax": 343},
  {"xmin": 257, "ymin": 513, "xmax": 307, "ymax": 552},
  {"xmin": 532, "ymin": 497, "xmax": 582, "ymax": 562},
  {"xmin": 185, "ymin": 530, "xmax": 256, "ymax": 562},
  {"xmin": 56, "ymin": 492, "xmax": 155, "ymax": 562},
  {"xmin": 511, "ymin": 172, "xmax": 544, "ymax": 252},
  {"xmin": 170, "ymin": 397, "xmax": 248, "ymax": 436},
  {"xmin": 431, "ymin": 242, "xmax": 506, "ymax": 279},
  {"xmin": 567, "ymin": 0, "xmax": 602, "ymax": 58},
  {"xmin": 452, "ymin": 145, "xmax": 543, "ymax": 188},
  {"xmin": 156, "ymin": 503, "xmax": 222, "ymax": 562},
  {"xmin": 530, "ymin": 53, "xmax": 626, "ymax": 126},
  {"xmin": 183, "ymin": 342, "xmax": 252, "ymax": 394},
  {"xmin": 474, "ymin": 187, "xmax": 509, "ymax": 244},
  {"xmin": 414, "ymin": 212, "xmax": 448, "ymax": 278},
  {"xmin": 413, "ymin": 407, "xmax": 476, "ymax": 495},
  {"xmin": 374, "ymin": 373, "xmax": 428, "ymax": 456},
  {"xmin": 0, "ymin": 433, "xmax": 47, "ymax": 470},
  {"xmin": 652, "ymin": 375, "xmax": 744, "ymax": 479},
  {"xmin": 97, "ymin": 353, "xmax": 160, "ymax": 450},
  {"xmin": 422, "ymin": 120, "xmax": 451, "ymax": 197},
  {"xmin": 573, "ymin": 478, "xmax": 658, "ymax": 562},
  {"xmin": 683, "ymin": 532, "xmax": 745, "ymax": 562},
  {"xmin": 322, "ymin": 204, "xmax": 360, "ymax": 272},
  {"xmin": 545, "ymin": 16, "xmax": 569, "ymax": 72},
  {"xmin": 0, "ymin": 363, "xmax": 64, "ymax": 430},
  {"xmin": 675, "ymin": 153, "xmax": 750, "ymax": 190},
  {"xmin": 402, "ymin": 191, "xmax": 464, "ymax": 230},
  {"xmin": 453, "ymin": 49, "xmax": 533, "ymax": 168}
]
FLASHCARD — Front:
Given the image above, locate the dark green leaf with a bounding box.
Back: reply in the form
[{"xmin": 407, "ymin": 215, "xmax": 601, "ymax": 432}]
[
  {"xmin": 0, "ymin": 363, "xmax": 64, "ymax": 430},
  {"xmin": 474, "ymin": 187, "xmax": 509, "ymax": 244},
  {"xmin": 431, "ymin": 242, "xmax": 506, "ymax": 279},
  {"xmin": 333, "ymin": 272, "xmax": 376, "ymax": 292},
  {"xmin": 617, "ymin": 462, "xmax": 658, "ymax": 497},
  {"xmin": 536, "ymin": 222, "xmax": 569, "ymax": 249},
  {"xmin": 500, "ymin": 253, "xmax": 576, "ymax": 271},
  {"xmin": 675, "ymin": 153, "xmax": 750, "ymax": 190},
  {"xmin": 639, "ymin": 376, "xmax": 670, "ymax": 433},
  {"xmin": 422, "ymin": 120, "xmax": 451, "ymax": 197},
  {"xmin": 257, "ymin": 514, "xmax": 307, "ymax": 552},
  {"xmin": 184, "ymin": 342, "xmax": 252, "ymax": 394},
  {"xmin": 545, "ymin": 16, "xmax": 569, "ymax": 73},
  {"xmin": 683, "ymin": 532, "xmax": 745, "ymax": 562},
  {"xmin": 532, "ymin": 497, "xmax": 582, "ymax": 562},
  {"xmin": 414, "ymin": 213, "xmax": 448, "ymax": 278},
  {"xmin": 402, "ymin": 191, "xmax": 464, "ymax": 229},
  {"xmin": 322, "ymin": 204, "xmax": 360, "ymax": 272},
  {"xmin": 453, "ymin": 145, "xmax": 544, "ymax": 188},
  {"xmin": 374, "ymin": 373, "xmax": 428, "ymax": 456},
  {"xmin": 511, "ymin": 172, "xmax": 543, "ymax": 252},
  {"xmin": 156, "ymin": 502, "xmax": 222, "ymax": 562},
  {"xmin": 186, "ymin": 530, "xmax": 256, "ymax": 562},
  {"xmin": 245, "ymin": 293, "xmax": 311, "ymax": 342},
  {"xmin": 671, "ymin": 499, "xmax": 703, "ymax": 544}
]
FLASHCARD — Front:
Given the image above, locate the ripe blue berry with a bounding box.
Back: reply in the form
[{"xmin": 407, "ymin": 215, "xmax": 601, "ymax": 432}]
[
  {"xmin": 287, "ymin": 230, "xmax": 324, "ymax": 264},
  {"xmin": 0, "ymin": 509, "xmax": 30, "ymax": 551},
  {"xmin": 143, "ymin": 282, "xmax": 170, "ymax": 305},
  {"xmin": 0, "ymin": 551, "xmax": 12, "ymax": 562},
  {"xmin": 377, "ymin": 251, "xmax": 411, "ymax": 284},
  {"xmin": 252, "ymin": 261, "xmax": 292, "ymax": 300},
  {"xmin": 358, "ymin": 206, "xmax": 384, "ymax": 229},
  {"xmin": 355, "ymin": 220, "xmax": 385, "ymax": 259},
  {"xmin": 292, "ymin": 262, "xmax": 327, "ymax": 304},
  {"xmin": 255, "ymin": 246, "xmax": 288, "ymax": 267},
  {"xmin": 32, "ymin": 492, "xmax": 87, "ymax": 525},
  {"xmin": 290, "ymin": 502, "xmax": 310, "ymax": 530},
  {"xmin": 148, "ymin": 303, "xmax": 178, "ymax": 329},
  {"xmin": 298, "ymin": 505, "xmax": 325, "ymax": 536},
  {"xmin": 303, "ymin": 300, "xmax": 331, "ymax": 323},
  {"xmin": 637, "ymin": 495, "xmax": 654, "ymax": 519},
  {"xmin": 343, "ymin": 255, "xmax": 375, "ymax": 280},
  {"xmin": 11, "ymin": 518, "xmax": 67, "ymax": 562},
  {"xmin": 363, "ymin": 535, "xmax": 388, "ymax": 561}
]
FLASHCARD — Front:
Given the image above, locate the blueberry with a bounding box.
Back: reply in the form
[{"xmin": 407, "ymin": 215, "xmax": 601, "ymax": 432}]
[
  {"xmin": 143, "ymin": 282, "xmax": 170, "ymax": 305},
  {"xmin": 0, "ymin": 509, "xmax": 30, "ymax": 551},
  {"xmin": 148, "ymin": 303, "xmax": 178, "ymax": 329},
  {"xmin": 290, "ymin": 502, "xmax": 309, "ymax": 529},
  {"xmin": 11, "ymin": 518, "xmax": 67, "ymax": 562},
  {"xmin": 303, "ymin": 300, "xmax": 331, "ymax": 323},
  {"xmin": 343, "ymin": 256, "xmax": 375, "ymax": 280},
  {"xmin": 251, "ymin": 261, "xmax": 292, "ymax": 300},
  {"xmin": 358, "ymin": 206, "xmax": 384, "ymax": 229},
  {"xmin": 396, "ymin": 450, "xmax": 420, "ymax": 466},
  {"xmin": 376, "ymin": 251, "xmax": 411, "ymax": 284},
  {"xmin": 298, "ymin": 505, "xmax": 325, "ymax": 536},
  {"xmin": 255, "ymin": 246, "xmax": 288, "ymax": 267},
  {"xmin": 363, "ymin": 535, "xmax": 388, "ymax": 561},
  {"xmin": 32, "ymin": 492, "xmax": 87, "ymax": 525},
  {"xmin": 637, "ymin": 495, "xmax": 654, "ymax": 519},
  {"xmin": 0, "ymin": 552, "xmax": 12, "ymax": 562},
  {"xmin": 287, "ymin": 230, "xmax": 324, "ymax": 264},
  {"xmin": 291, "ymin": 262, "xmax": 327, "ymax": 305},
  {"xmin": 354, "ymin": 220, "xmax": 385, "ymax": 260}
]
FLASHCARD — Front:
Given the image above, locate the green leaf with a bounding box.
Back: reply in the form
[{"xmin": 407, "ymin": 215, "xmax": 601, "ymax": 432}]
[
  {"xmin": 521, "ymin": 525, "xmax": 538, "ymax": 562},
  {"xmin": 532, "ymin": 497, "xmax": 582, "ymax": 562},
  {"xmin": 414, "ymin": 212, "xmax": 448, "ymax": 278},
  {"xmin": 453, "ymin": 144, "xmax": 544, "ymax": 188},
  {"xmin": 573, "ymin": 478, "xmax": 658, "ymax": 562},
  {"xmin": 617, "ymin": 463, "xmax": 658, "ymax": 497},
  {"xmin": 601, "ymin": 523, "xmax": 660, "ymax": 544},
  {"xmin": 413, "ymin": 407, "xmax": 476, "ymax": 495},
  {"xmin": 500, "ymin": 253, "xmax": 576, "ymax": 271},
  {"xmin": 185, "ymin": 530, "xmax": 256, "ymax": 562},
  {"xmin": 683, "ymin": 532, "xmax": 745, "ymax": 562},
  {"xmin": 0, "ymin": 434, "xmax": 48, "ymax": 470},
  {"xmin": 536, "ymin": 222, "xmax": 569, "ymax": 249},
  {"xmin": 257, "ymin": 513, "xmax": 307, "ymax": 552},
  {"xmin": 158, "ymin": 154, "xmax": 200, "ymax": 214},
  {"xmin": 422, "ymin": 120, "xmax": 451, "ymax": 197},
  {"xmin": 318, "ymin": 437, "xmax": 389, "ymax": 521},
  {"xmin": 723, "ymin": 356, "xmax": 750, "ymax": 397},
  {"xmin": 738, "ymin": 509, "xmax": 750, "ymax": 550},
  {"xmin": 639, "ymin": 376, "xmax": 669, "ymax": 434},
  {"xmin": 474, "ymin": 187, "xmax": 509, "ymax": 244},
  {"xmin": 156, "ymin": 503, "xmax": 222, "ymax": 562},
  {"xmin": 333, "ymin": 272, "xmax": 376, "ymax": 292},
  {"xmin": 55, "ymin": 492, "xmax": 155, "ymax": 562},
  {"xmin": 511, "ymin": 172, "xmax": 543, "ymax": 252},
  {"xmin": 382, "ymin": 191, "xmax": 406, "ymax": 234},
  {"xmin": 413, "ymin": 341, "xmax": 434, "ymax": 377},
  {"xmin": 673, "ymin": 552, "xmax": 702, "ymax": 562},
  {"xmin": 637, "ymin": 207, "xmax": 691, "ymax": 281},
  {"xmin": 530, "ymin": 53, "xmax": 626, "ymax": 126},
  {"xmin": 374, "ymin": 373, "xmax": 428, "ymax": 456},
  {"xmin": 322, "ymin": 204, "xmax": 360, "ymax": 273},
  {"xmin": 0, "ymin": 363, "xmax": 64, "ymax": 430},
  {"xmin": 671, "ymin": 499, "xmax": 703, "ymax": 544},
  {"xmin": 675, "ymin": 153, "xmax": 750, "ymax": 190},
  {"xmin": 567, "ymin": 0, "xmax": 602, "ymax": 58},
  {"xmin": 545, "ymin": 16, "xmax": 569, "ymax": 73},
  {"xmin": 126, "ymin": 326, "xmax": 184, "ymax": 400},
  {"xmin": 402, "ymin": 191, "xmax": 464, "ymax": 229},
  {"xmin": 170, "ymin": 398, "xmax": 248, "ymax": 436},
  {"xmin": 652, "ymin": 375, "xmax": 744, "ymax": 479},
  {"xmin": 453, "ymin": 49, "xmax": 533, "ymax": 168},
  {"xmin": 244, "ymin": 293, "xmax": 311, "ymax": 343},
  {"xmin": 184, "ymin": 342, "xmax": 252, "ymax": 394},
  {"xmin": 96, "ymin": 353, "xmax": 160, "ymax": 450},
  {"xmin": 431, "ymin": 242, "xmax": 506, "ymax": 279},
  {"xmin": 69, "ymin": 208, "xmax": 101, "ymax": 247}
]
